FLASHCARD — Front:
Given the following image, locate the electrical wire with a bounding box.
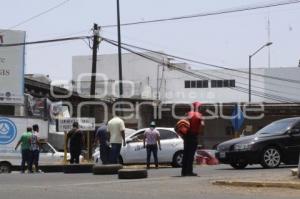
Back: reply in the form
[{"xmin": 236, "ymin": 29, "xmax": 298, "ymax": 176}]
[
  {"xmin": 102, "ymin": 37, "xmax": 300, "ymax": 85},
  {"xmin": 0, "ymin": 36, "xmax": 91, "ymax": 47},
  {"xmin": 103, "ymin": 38, "xmax": 298, "ymax": 103},
  {"xmin": 102, "ymin": 0, "xmax": 300, "ymax": 28},
  {"xmin": 0, "ymin": 0, "xmax": 71, "ymax": 34}
]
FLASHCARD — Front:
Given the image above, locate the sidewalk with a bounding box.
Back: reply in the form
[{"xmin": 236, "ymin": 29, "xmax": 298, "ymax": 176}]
[{"xmin": 213, "ymin": 168, "xmax": 300, "ymax": 190}]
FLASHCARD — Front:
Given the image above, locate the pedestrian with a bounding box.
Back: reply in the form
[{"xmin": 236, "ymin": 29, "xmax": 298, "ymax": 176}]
[
  {"xmin": 181, "ymin": 101, "xmax": 205, "ymax": 176},
  {"xmin": 30, "ymin": 124, "xmax": 41, "ymax": 173},
  {"xmin": 94, "ymin": 123, "xmax": 110, "ymax": 164},
  {"xmin": 66, "ymin": 122, "xmax": 83, "ymax": 164},
  {"xmin": 15, "ymin": 127, "xmax": 33, "ymax": 173},
  {"xmin": 143, "ymin": 121, "xmax": 161, "ymax": 169},
  {"xmin": 107, "ymin": 115, "xmax": 126, "ymax": 164}
]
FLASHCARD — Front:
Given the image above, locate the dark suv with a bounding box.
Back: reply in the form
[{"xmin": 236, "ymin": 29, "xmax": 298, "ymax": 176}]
[{"xmin": 216, "ymin": 117, "xmax": 300, "ymax": 169}]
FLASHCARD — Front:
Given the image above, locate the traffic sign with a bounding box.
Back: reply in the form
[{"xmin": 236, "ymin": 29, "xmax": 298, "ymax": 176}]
[{"xmin": 58, "ymin": 118, "xmax": 95, "ymax": 132}]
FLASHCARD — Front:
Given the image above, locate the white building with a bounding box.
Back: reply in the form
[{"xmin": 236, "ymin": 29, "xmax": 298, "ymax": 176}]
[{"xmin": 72, "ymin": 52, "xmax": 300, "ymax": 104}]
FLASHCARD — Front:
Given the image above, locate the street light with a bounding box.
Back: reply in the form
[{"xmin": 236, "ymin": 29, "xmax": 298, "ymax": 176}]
[{"xmin": 248, "ymin": 42, "xmax": 273, "ymax": 102}]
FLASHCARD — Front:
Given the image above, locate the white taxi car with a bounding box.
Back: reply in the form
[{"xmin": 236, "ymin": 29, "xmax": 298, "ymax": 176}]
[{"xmin": 93, "ymin": 127, "xmax": 184, "ymax": 167}]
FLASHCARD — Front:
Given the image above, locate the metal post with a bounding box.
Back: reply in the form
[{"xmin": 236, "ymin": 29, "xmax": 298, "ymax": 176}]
[
  {"xmin": 117, "ymin": 0, "xmax": 123, "ymax": 97},
  {"xmin": 249, "ymin": 55, "xmax": 252, "ymax": 103}
]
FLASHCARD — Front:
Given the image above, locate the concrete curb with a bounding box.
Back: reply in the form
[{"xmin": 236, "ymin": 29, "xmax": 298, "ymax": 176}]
[{"xmin": 213, "ymin": 180, "xmax": 300, "ymax": 190}]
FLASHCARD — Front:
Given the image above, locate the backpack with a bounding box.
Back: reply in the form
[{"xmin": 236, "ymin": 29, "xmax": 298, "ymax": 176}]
[{"xmin": 175, "ymin": 119, "xmax": 190, "ymax": 137}]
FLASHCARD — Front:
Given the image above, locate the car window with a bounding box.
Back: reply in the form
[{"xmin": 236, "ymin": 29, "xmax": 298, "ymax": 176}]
[
  {"xmin": 40, "ymin": 143, "xmax": 54, "ymax": 153},
  {"xmin": 256, "ymin": 119, "xmax": 295, "ymax": 136},
  {"xmin": 292, "ymin": 122, "xmax": 300, "ymax": 130},
  {"xmin": 130, "ymin": 131, "xmax": 145, "ymax": 142},
  {"xmin": 158, "ymin": 129, "xmax": 177, "ymax": 140}
]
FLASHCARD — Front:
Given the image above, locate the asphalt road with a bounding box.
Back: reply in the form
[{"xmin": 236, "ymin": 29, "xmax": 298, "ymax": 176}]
[{"xmin": 1, "ymin": 164, "xmax": 300, "ymax": 199}]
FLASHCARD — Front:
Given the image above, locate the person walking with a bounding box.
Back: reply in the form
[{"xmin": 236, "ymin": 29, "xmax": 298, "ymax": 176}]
[
  {"xmin": 143, "ymin": 121, "xmax": 161, "ymax": 169},
  {"xmin": 30, "ymin": 124, "xmax": 41, "ymax": 172},
  {"xmin": 181, "ymin": 101, "xmax": 205, "ymax": 176},
  {"xmin": 94, "ymin": 123, "xmax": 110, "ymax": 164},
  {"xmin": 67, "ymin": 122, "xmax": 83, "ymax": 164},
  {"xmin": 107, "ymin": 116, "xmax": 125, "ymax": 164},
  {"xmin": 15, "ymin": 127, "xmax": 33, "ymax": 173}
]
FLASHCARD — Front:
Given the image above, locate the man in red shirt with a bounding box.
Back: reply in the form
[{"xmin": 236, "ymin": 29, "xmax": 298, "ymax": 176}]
[{"xmin": 181, "ymin": 101, "xmax": 205, "ymax": 176}]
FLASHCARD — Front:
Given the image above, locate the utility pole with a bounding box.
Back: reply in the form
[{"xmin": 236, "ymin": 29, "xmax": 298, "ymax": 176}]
[
  {"xmin": 90, "ymin": 23, "xmax": 100, "ymax": 98},
  {"xmin": 88, "ymin": 23, "xmax": 100, "ymax": 161},
  {"xmin": 117, "ymin": 0, "xmax": 123, "ymax": 98}
]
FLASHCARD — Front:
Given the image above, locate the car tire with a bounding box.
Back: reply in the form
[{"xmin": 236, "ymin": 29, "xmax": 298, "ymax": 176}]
[
  {"xmin": 260, "ymin": 147, "xmax": 281, "ymax": 168},
  {"xmin": 93, "ymin": 164, "xmax": 123, "ymax": 175},
  {"xmin": 172, "ymin": 151, "xmax": 183, "ymax": 168},
  {"xmin": 63, "ymin": 164, "xmax": 92, "ymax": 174},
  {"xmin": 230, "ymin": 161, "xmax": 248, "ymax": 169},
  {"xmin": 0, "ymin": 162, "xmax": 11, "ymax": 173},
  {"xmin": 118, "ymin": 168, "xmax": 148, "ymax": 179}
]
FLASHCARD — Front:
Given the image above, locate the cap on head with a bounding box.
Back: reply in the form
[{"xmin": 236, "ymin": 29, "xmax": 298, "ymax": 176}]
[
  {"xmin": 192, "ymin": 101, "xmax": 202, "ymax": 110},
  {"xmin": 73, "ymin": 122, "xmax": 79, "ymax": 128},
  {"xmin": 150, "ymin": 121, "xmax": 156, "ymax": 127}
]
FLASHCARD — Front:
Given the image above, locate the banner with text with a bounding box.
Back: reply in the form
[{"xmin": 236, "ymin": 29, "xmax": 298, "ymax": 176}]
[{"xmin": 0, "ymin": 29, "xmax": 26, "ymax": 104}]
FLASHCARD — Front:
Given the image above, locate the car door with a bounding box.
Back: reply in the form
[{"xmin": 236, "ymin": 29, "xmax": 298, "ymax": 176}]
[
  {"xmin": 121, "ymin": 130, "xmax": 146, "ymax": 163},
  {"xmin": 286, "ymin": 122, "xmax": 300, "ymax": 163},
  {"xmin": 39, "ymin": 143, "xmax": 58, "ymax": 165},
  {"xmin": 157, "ymin": 129, "xmax": 179, "ymax": 162}
]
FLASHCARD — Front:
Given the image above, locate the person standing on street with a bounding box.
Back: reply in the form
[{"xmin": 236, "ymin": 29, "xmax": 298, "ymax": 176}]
[
  {"xmin": 94, "ymin": 123, "xmax": 110, "ymax": 164},
  {"xmin": 143, "ymin": 121, "xmax": 161, "ymax": 169},
  {"xmin": 15, "ymin": 127, "xmax": 33, "ymax": 173},
  {"xmin": 107, "ymin": 116, "xmax": 126, "ymax": 164},
  {"xmin": 181, "ymin": 101, "xmax": 205, "ymax": 176},
  {"xmin": 30, "ymin": 124, "xmax": 41, "ymax": 172},
  {"xmin": 67, "ymin": 122, "xmax": 83, "ymax": 164}
]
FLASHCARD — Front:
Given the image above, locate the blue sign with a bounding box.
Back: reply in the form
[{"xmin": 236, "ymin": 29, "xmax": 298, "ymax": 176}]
[
  {"xmin": 231, "ymin": 105, "xmax": 244, "ymax": 131},
  {"xmin": 0, "ymin": 118, "xmax": 17, "ymax": 145}
]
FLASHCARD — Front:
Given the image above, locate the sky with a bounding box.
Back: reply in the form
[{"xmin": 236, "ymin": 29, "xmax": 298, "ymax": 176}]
[{"xmin": 1, "ymin": 0, "xmax": 300, "ymax": 81}]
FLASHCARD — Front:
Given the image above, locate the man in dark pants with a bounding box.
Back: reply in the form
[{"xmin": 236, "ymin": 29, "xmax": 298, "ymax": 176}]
[
  {"xmin": 181, "ymin": 101, "xmax": 205, "ymax": 176},
  {"xmin": 94, "ymin": 123, "xmax": 110, "ymax": 164},
  {"xmin": 143, "ymin": 121, "xmax": 161, "ymax": 169},
  {"xmin": 67, "ymin": 122, "xmax": 83, "ymax": 164},
  {"xmin": 31, "ymin": 124, "xmax": 40, "ymax": 172},
  {"xmin": 15, "ymin": 127, "xmax": 33, "ymax": 173}
]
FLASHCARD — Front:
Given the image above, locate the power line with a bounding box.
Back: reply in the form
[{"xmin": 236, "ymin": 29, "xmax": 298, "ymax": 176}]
[
  {"xmin": 0, "ymin": 36, "xmax": 91, "ymax": 47},
  {"xmin": 103, "ymin": 38, "xmax": 298, "ymax": 103},
  {"xmin": 0, "ymin": 0, "xmax": 71, "ymax": 34},
  {"xmin": 102, "ymin": 37, "xmax": 300, "ymax": 85},
  {"xmin": 102, "ymin": 0, "xmax": 300, "ymax": 28}
]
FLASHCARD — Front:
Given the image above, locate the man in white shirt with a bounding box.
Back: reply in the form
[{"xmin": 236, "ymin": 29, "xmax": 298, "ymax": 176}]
[{"xmin": 107, "ymin": 116, "xmax": 126, "ymax": 164}]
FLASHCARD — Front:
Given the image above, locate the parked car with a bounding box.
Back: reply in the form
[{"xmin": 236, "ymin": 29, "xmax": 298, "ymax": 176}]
[
  {"xmin": 195, "ymin": 149, "xmax": 219, "ymax": 165},
  {"xmin": 0, "ymin": 141, "xmax": 80, "ymax": 173},
  {"xmin": 216, "ymin": 117, "xmax": 300, "ymax": 169},
  {"xmin": 93, "ymin": 127, "xmax": 184, "ymax": 167}
]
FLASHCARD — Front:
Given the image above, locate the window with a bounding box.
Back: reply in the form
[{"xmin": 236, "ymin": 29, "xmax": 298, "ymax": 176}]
[
  {"xmin": 210, "ymin": 79, "xmax": 235, "ymax": 88},
  {"xmin": 184, "ymin": 81, "xmax": 191, "ymax": 88},
  {"xmin": 211, "ymin": 80, "xmax": 217, "ymax": 88},
  {"xmin": 158, "ymin": 129, "xmax": 178, "ymax": 140},
  {"xmin": 229, "ymin": 80, "xmax": 235, "ymax": 87},
  {"xmin": 40, "ymin": 143, "xmax": 55, "ymax": 153},
  {"xmin": 191, "ymin": 81, "xmax": 196, "ymax": 88},
  {"xmin": 203, "ymin": 80, "xmax": 208, "ymax": 88},
  {"xmin": 185, "ymin": 80, "xmax": 208, "ymax": 88},
  {"xmin": 196, "ymin": 80, "xmax": 202, "ymax": 88},
  {"xmin": 130, "ymin": 131, "xmax": 144, "ymax": 142}
]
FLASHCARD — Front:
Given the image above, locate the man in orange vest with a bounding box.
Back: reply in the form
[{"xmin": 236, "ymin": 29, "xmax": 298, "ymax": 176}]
[{"xmin": 181, "ymin": 101, "xmax": 205, "ymax": 176}]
